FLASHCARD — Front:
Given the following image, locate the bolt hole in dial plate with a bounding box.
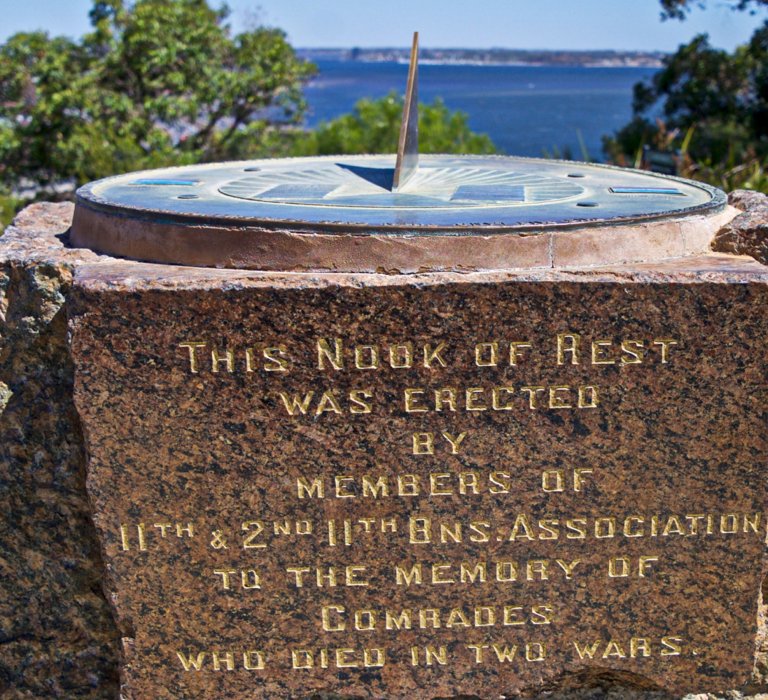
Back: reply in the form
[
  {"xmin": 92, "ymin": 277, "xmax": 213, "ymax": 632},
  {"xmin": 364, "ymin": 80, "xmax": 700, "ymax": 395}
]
[{"xmin": 76, "ymin": 154, "xmax": 723, "ymax": 232}]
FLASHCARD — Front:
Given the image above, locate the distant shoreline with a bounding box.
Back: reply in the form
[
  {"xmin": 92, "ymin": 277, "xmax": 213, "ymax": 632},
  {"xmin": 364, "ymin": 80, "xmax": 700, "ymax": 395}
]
[{"xmin": 297, "ymin": 48, "xmax": 666, "ymax": 69}]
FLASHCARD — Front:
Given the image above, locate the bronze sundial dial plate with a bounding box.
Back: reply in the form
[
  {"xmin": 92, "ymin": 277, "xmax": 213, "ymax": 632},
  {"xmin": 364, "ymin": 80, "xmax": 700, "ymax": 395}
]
[{"xmin": 72, "ymin": 155, "xmax": 727, "ymax": 273}]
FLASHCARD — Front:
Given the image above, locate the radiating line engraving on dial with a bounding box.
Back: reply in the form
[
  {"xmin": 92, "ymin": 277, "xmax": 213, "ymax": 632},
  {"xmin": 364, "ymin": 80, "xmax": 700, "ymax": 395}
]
[{"xmin": 218, "ymin": 164, "xmax": 585, "ymax": 209}]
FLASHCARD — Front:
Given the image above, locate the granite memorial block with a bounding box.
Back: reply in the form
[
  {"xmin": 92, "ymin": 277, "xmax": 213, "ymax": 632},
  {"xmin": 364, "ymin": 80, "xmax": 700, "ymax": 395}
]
[{"xmin": 59, "ymin": 150, "xmax": 767, "ymax": 699}]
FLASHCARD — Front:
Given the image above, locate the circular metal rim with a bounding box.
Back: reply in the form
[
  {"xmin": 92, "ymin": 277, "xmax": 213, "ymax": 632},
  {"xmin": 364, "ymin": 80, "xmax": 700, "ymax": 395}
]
[{"xmin": 74, "ymin": 154, "xmax": 727, "ymax": 236}]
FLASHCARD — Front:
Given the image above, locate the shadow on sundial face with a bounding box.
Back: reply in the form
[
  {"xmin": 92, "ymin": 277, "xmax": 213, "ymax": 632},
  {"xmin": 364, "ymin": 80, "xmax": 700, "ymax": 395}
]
[
  {"xmin": 79, "ymin": 154, "xmax": 723, "ymax": 229},
  {"xmin": 219, "ymin": 160, "xmax": 587, "ymax": 209}
]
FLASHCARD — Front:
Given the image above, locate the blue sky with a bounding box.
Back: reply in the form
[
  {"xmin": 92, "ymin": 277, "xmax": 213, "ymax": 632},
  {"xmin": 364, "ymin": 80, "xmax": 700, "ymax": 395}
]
[{"xmin": 0, "ymin": 0, "xmax": 764, "ymax": 51}]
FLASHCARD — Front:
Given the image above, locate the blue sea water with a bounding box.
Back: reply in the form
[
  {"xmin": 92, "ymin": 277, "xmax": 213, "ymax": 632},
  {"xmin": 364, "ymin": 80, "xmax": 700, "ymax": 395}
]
[{"xmin": 303, "ymin": 60, "xmax": 658, "ymax": 161}]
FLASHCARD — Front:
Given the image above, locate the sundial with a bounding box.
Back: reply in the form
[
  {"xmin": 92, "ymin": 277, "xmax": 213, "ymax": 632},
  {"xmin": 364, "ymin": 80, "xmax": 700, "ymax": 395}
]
[{"xmin": 72, "ymin": 32, "xmax": 726, "ymax": 272}]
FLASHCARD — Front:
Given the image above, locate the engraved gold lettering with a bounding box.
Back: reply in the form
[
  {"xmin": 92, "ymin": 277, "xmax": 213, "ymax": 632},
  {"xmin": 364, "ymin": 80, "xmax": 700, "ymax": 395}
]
[
  {"xmin": 566, "ymin": 518, "xmax": 587, "ymax": 539},
  {"xmin": 531, "ymin": 605, "xmax": 554, "ymax": 625},
  {"xmin": 492, "ymin": 386, "xmax": 515, "ymax": 410},
  {"xmin": 591, "ymin": 339, "xmax": 615, "ymax": 365},
  {"xmin": 549, "ymin": 385, "xmax": 572, "ymax": 408},
  {"xmin": 419, "ymin": 609, "xmax": 441, "ymax": 629},
  {"xmin": 279, "ymin": 391, "xmax": 314, "ymax": 416},
  {"xmin": 354, "ymin": 345, "xmax": 379, "ymax": 370},
  {"xmin": 460, "ymin": 562, "xmax": 487, "ymax": 584},
  {"xmin": 661, "ymin": 637, "xmax": 683, "ymax": 655},
  {"xmin": 212, "ymin": 651, "xmax": 235, "ymax": 671},
  {"xmin": 446, "ymin": 608, "xmax": 471, "ymax": 628},
  {"xmin": 179, "ymin": 341, "xmax": 206, "ymax": 373},
  {"xmin": 573, "ymin": 640, "xmax": 601, "ymax": 659},
  {"xmin": 509, "ymin": 341, "xmax": 532, "ymax": 365},
  {"xmin": 210, "ymin": 530, "xmax": 228, "ymax": 549},
  {"xmin": 286, "ymin": 567, "xmax": 311, "ymax": 587},
  {"xmin": 578, "ymin": 385, "xmax": 599, "ymax": 408},
  {"xmin": 398, "ymin": 475, "xmax": 420, "ymax": 496},
  {"xmin": 396, "ymin": 564, "xmax": 423, "ymax": 586},
  {"xmin": 459, "ymin": 472, "xmax": 479, "ymax": 495},
  {"xmin": 653, "ymin": 338, "xmax": 678, "ymax": 363},
  {"xmin": 744, "ymin": 513, "xmax": 761, "ymax": 533},
  {"xmin": 241, "ymin": 521, "xmax": 266, "ymax": 549},
  {"xmin": 721, "ymin": 513, "xmax": 739, "ymax": 534},
  {"xmin": 176, "ymin": 523, "xmax": 194, "ymax": 538},
  {"xmin": 488, "ymin": 473, "xmax": 511, "ymax": 494},
  {"xmin": 387, "ymin": 609, "xmax": 413, "ymax": 630},
  {"xmin": 432, "ymin": 563, "xmax": 455, "ymax": 584},
  {"xmin": 624, "ymin": 516, "xmax": 644, "ymax": 537},
  {"xmin": 639, "ymin": 556, "xmax": 658, "ymax": 577},
  {"xmin": 443, "ymin": 431, "xmax": 467, "ymax": 454},
  {"xmin": 608, "ymin": 557, "xmax": 630, "ymax": 578},
  {"xmin": 434, "ymin": 388, "xmax": 457, "ymax": 412},
  {"xmin": 213, "ymin": 569, "xmax": 236, "ymax": 589},
  {"xmin": 349, "ymin": 389, "xmax": 373, "ymax": 414},
  {"xmin": 412, "ymin": 433, "xmax": 434, "ymax": 455},
  {"xmin": 263, "ymin": 345, "xmax": 289, "ymax": 372},
  {"xmin": 364, "ymin": 648, "xmax": 385, "ymax": 667},
  {"xmin": 389, "ymin": 343, "xmax": 414, "ymax": 369},
  {"xmin": 334, "ymin": 476, "xmax": 355, "ymax": 498},
  {"xmin": 520, "ymin": 385, "xmax": 545, "ymax": 409},
  {"xmin": 335, "ymin": 648, "xmax": 357, "ymax": 668},
  {"xmin": 177, "ymin": 651, "xmax": 205, "ymax": 671},
  {"xmin": 493, "ymin": 643, "xmax": 518, "ymax": 662},
  {"xmin": 296, "ymin": 477, "xmax": 323, "ymax": 499},
  {"xmin": 315, "ymin": 391, "xmax": 342, "ymax": 415},
  {"xmin": 509, "ymin": 514, "xmax": 534, "ymax": 541},
  {"xmin": 595, "ymin": 517, "xmax": 616, "ymax": 538},
  {"xmin": 423, "ymin": 342, "xmax": 448, "ymax": 368},
  {"xmin": 317, "ymin": 338, "xmax": 343, "ymax": 370},
  {"xmin": 603, "ymin": 641, "xmax": 626, "ymax": 659},
  {"xmin": 663, "ymin": 515, "xmax": 685, "ymax": 536},
  {"xmin": 469, "ymin": 521, "xmax": 491, "ymax": 542},
  {"xmin": 466, "ymin": 387, "xmax": 487, "ymax": 411},
  {"xmin": 467, "ymin": 644, "xmax": 488, "ymax": 663},
  {"xmin": 475, "ymin": 342, "xmax": 499, "ymax": 367},
  {"xmin": 573, "ymin": 468, "xmax": 593, "ymax": 491},
  {"xmin": 154, "ymin": 523, "xmax": 172, "ymax": 537},
  {"xmin": 557, "ymin": 333, "xmax": 581, "ymax": 365},
  {"xmin": 211, "ymin": 348, "xmax": 234, "ymax": 373},
  {"xmin": 404, "ymin": 388, "xmax": 428, "ymax": 413},
  {"xmin": 355, "ymin": 610, "xmax": 376, "ymax": 631},
  {"xmin": 430, "ymin": 473, "xmax": 452, "ymax": 496},
  {"xmin": 409, "ymin": 518, "xmax": 431, "ymax": 544},
  {"xmin": 346, "ymin": 566, "xmax": 369, "ymax": 586},
  {"xmin": 621, "ymin": 340, "xmax": 645, "ymax": 364},
  {"xmin": 556, "ymin": 559, "xmax": 580, "ymax": 579},
  {"xmin": 243, "ymin": 651, "xmax": 265, "ymax": 670},
  {"xmin": 527, "ymin": 560, "xmax": 549, "ymax": 581},
  {"xmin": 362, "ymin": 476, "xmax": 389, "ymax": 498},
  {"xmin": 292, "ymin": 649, "xmax": 313, "ymax": 669},
  {"xmin": 425, "ymin": 646, "xmax": 447, "ymax": 665},
  {"xmin": 538, "ymin": 519, "xmax": 559, "ymax": 540},
  {"xmin": 542, "ymin": 470, "xmax": 564, "ymax": 492}
]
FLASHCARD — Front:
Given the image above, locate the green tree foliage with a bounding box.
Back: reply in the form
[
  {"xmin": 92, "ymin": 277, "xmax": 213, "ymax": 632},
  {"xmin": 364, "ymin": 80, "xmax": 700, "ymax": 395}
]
[
  {"xmin": 0, "ymin": 0, "xmax": 498, "ymax": 229},
  {"xmin": 0, "ymin": 0, "xmax": 315, "ymax": 194},
  {"xmin": 605, "ymin": 1, "xmax": 768, "ymax": 192},
  {"xmin": 292, "ymin": 92, "xmax": 496, "ymax": 157},
  {"xmin": 660, "ymin": 0, "xmax": 767, "ymax": 20}
]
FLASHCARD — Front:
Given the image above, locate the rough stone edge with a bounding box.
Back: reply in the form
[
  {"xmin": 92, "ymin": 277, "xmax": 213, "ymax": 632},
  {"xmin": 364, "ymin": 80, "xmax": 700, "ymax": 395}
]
[
  {"xmin": 2, "ymin": 202, "xmax": 768, "ymax": 699},
  {"xmin": 0, "ymin": 203, "xmax": 120, "ymax": 698},
  {"xmin": 712, "ymin": 190, "xmax": 768, "ymax": 265}
]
